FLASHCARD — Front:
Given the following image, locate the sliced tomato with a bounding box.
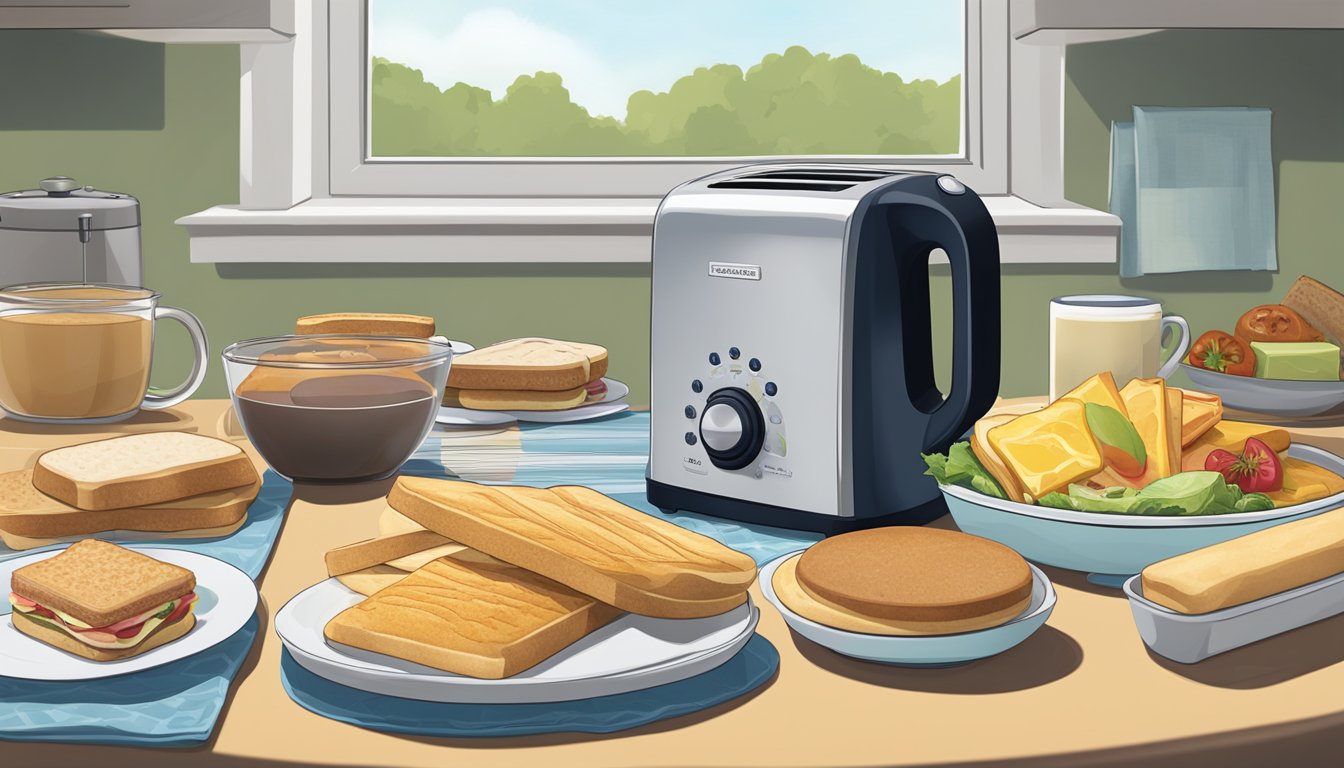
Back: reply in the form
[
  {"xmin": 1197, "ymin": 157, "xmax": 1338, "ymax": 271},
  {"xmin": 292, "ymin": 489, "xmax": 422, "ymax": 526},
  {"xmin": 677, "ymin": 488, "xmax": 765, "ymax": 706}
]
[
  {"xmin": 1206, "ymin": 437, "xmax": 1284, "ymax": 493},
  {"xmin": 1187, "ymin": 330, "xmax": 1256, "ymax": 377}
]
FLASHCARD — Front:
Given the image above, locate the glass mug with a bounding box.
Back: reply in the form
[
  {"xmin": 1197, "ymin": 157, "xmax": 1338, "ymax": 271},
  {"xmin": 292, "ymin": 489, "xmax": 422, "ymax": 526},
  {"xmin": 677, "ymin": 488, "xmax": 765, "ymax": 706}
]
[
  {"xmin": 1049, "ymin": 295, "xmax": 1191, "ymax": 401},
  {"xmin": 0, "ymin": 283, "xmax": 208, "ymax": 423}
]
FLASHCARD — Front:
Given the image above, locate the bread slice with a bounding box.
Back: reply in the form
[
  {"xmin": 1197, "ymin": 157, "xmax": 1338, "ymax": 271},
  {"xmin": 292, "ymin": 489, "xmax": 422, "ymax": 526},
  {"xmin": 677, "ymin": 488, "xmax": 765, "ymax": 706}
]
[
  {"xmin": 32, "ymin": 432, "xmax": 258, "ymax": 511},
  {"xmin": 0, "ymin": 470, "xmax": 257, "ymax": 538},
  {"xmin": 1142, "ymin": 507, "xmax": 1344, "ymax": 614},
  {"xmin": 1120, "ymin": 378, "xmax": 1176, "ymax": 484},
  {"xmin": 443, "ymin": 385, "xmax": 587, "ymax": 412},
  {"xmin": 388, "ymin": 477, "xmax": 757, "ymax": 617},
  {"xmin": 1, "ymin": 516, "xmax": 246, "ymax": 551},
  {"xmin": 296, "ymin": 312, "xmax": 435, "ymax": 338},
  {"xmin": 13, "ymin": 611, "xmax": 195, "ymax": 662},
  {"xmin": 1283, "ymin": 275, "xmax": 1344, "ymax": 374},
  {"xmin": 11, "ymin": 539, "xmax": 195, "ymax": 627},
  {"xmin": 337, "ymin": 565, "xmax": 411, "ymax": 596},
  {"xmin": 325, "ymin": 530, "xmax": 461, "ymax": 577},
  {"xmin": 324, "ymin": 557, "xmax": 622, "ymax": 679},
  {"xmin": 447, "ymin": 338, "xmax": 608, "ymax": 391}
]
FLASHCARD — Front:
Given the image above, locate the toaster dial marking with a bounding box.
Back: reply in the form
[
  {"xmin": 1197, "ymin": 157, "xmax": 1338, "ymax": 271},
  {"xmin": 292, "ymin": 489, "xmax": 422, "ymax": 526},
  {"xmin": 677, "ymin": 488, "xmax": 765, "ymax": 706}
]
[{"xmin": 698, "ymin": 387, "xmax": 765, "ymax": 471}]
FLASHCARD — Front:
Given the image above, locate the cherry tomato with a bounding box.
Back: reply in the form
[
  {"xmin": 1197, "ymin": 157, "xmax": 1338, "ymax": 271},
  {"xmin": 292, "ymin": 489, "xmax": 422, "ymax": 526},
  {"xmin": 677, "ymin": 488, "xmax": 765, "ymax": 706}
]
[
  {"xmin": 1205, "ymin": 437, "xmax": 1284, "ymax": 493},
  {"xmin": 1187, "ymin": 330, "xmax": 1256, "ymax": 377}
]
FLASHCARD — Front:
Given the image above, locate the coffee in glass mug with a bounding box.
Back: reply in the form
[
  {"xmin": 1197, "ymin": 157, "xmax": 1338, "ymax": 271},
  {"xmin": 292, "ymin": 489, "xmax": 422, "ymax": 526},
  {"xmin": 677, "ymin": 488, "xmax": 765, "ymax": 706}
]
[{"xmin": 0, "ymin": 284, "xmax": 208, "ymax": 423}]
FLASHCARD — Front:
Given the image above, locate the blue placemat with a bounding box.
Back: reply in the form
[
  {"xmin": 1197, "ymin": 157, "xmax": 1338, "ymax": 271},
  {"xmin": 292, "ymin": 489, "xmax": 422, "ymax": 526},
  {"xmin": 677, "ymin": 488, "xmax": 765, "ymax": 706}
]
[
  {"xmin": 0, "ymin": 470, "xmax": 292, "ymax": 747},
  {"xmin": 279, "ymin": 635, "xmax": 778, "ymax": 738}
]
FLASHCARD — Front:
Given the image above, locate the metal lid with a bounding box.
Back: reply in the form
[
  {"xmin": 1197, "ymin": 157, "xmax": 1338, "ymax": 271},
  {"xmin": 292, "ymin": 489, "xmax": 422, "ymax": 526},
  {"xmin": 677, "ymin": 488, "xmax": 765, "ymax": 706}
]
[{"xmin": 0, "ymin": 177, "xmax": 140, "ymax": 232}]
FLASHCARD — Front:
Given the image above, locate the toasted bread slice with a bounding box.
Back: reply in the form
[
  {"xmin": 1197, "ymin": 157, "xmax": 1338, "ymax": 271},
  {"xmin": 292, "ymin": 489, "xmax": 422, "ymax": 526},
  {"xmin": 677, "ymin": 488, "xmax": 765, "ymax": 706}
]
[
  {"xmin": 295, "ymin": 312, "xmax": 435, "ymax": 338},
  {"xmin": 447, "ymin": 338, "xmax": 608, "ymax": 391},
  {"xmin": 986, "ymin": 398, "xmax": 1102, "ymax": 499},
  {"xmin": 1177, "ymin": 389, "xmax": 1223, "ymax": 447},
  {"xmin": 1, "ymin": 516, "xmax": 246, "ymax": 551},
  {"xmin": 1165, "ymin": 387, "xmax": 1184, "ymax": 476},
  {"xmin": 324, "ymin": 530, "xmax": 461, "ymax": 577},
  {"xmin": 0, "ymin": 470, "xmax": 257, "ymax": 538},
  {"xmin": 13, "ymin": 610, "xmax": 195, "ymax": 662},
  {"xmin": 388, "ymin": 478, "xmax": 755, "ymax": 617},
  {"xmin": 970, "ymin": 414, "xmax": 1028, "ymax": 503},
  {"xmin": 1120, "ymin": 378, "xmax": 1176, "ymax": 484},
  {"xmin": 337, "ymin": 565, "xmax": 411, "ymax": 596},
  {"xmin": 443, "ymin": 385, "xmax": 587, "ymax": 411},
  {"xmin": 32, "ymin": 433, "xmax": 258, "ymax": 512},
  {"xmin": 324, "ymin": 557, "xmax": 622, "ymax": 679},
  {"xmin": 11, "ymin": 539, "xmax": 195, "ymax": 627},
  {"xmin": 1058, "ymin": 372, "xmax": 1129, "ymax": 417}
]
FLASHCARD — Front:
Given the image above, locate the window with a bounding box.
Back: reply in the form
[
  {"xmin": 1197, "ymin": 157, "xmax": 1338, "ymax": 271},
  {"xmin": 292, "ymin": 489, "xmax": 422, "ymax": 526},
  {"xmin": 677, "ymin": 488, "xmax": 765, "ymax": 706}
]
[{"xmin": 329, "ymin": 0, "xmax": 1007, "ymax": 197}]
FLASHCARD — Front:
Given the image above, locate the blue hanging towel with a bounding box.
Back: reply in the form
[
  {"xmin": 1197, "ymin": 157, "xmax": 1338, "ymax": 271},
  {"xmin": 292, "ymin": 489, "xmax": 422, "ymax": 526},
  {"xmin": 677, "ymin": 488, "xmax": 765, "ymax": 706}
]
[
  {"xmin": 1108, "ymin": 120, "xmax": 1138, "ymax": 277},
  {"xmin": 1111, "ymin": 106, "xmax": 1277, "ymax": 278}
]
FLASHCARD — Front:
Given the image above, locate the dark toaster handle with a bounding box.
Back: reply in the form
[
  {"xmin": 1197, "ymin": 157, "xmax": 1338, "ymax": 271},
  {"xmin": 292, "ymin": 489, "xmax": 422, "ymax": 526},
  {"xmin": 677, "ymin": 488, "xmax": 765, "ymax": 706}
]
[{"xmin": 880, "ymin": 177, "xmax": 1001, "ymax": 453}]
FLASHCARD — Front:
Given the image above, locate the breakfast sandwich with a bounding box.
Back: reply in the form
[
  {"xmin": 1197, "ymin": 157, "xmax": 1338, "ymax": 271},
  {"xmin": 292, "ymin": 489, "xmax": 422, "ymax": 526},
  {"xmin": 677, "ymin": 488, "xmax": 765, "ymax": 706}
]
[
  {"xmin": 9, "ymin": 539, "xmax": 198, "ymax": 661},
  {"xmin": 443, "ymin": 337, "xmax": 610, "ymax": 411},
  {"xmin": 772, "ymin": 527, "xmax": 1033, "ymax": 635}
]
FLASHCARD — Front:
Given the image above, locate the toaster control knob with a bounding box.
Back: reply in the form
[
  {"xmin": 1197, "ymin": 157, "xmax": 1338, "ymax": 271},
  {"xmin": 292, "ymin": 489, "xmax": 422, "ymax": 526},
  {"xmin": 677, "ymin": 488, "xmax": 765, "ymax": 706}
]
[{"xmin": 699, "ymin": 388, "xmax": 765, "ymax": 471}]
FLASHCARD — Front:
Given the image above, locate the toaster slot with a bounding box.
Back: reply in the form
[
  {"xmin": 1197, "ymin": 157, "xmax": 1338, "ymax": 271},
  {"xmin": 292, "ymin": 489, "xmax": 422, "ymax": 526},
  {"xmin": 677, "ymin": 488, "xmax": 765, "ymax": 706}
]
[{"xmin": 707, "ymin": 179, "xmax": 857, "ymax": 192}]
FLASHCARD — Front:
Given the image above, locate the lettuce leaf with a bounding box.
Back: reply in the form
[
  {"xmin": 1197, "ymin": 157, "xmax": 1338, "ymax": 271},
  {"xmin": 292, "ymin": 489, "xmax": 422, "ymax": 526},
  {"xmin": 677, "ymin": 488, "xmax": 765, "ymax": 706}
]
[{"xmin": 922, "ymin": 442, "xmax": 1006, "ymax": 500}]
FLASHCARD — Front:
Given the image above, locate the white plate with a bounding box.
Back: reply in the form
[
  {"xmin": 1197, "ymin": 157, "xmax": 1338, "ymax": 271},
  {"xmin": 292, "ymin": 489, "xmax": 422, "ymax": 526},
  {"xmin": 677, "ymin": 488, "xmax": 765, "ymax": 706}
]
[
  {"xmin": 0, "ymin": 547, "xmax": 258, "ymax": 681},
  {"xmin": 1181, "ymin": 364, "xmax": 1344, "ymax": 418},
  {"xmin": 275, "ymin": 577, "xmax": 757, "ymax": 704},
  {"xmin": 437, "ymin": 378, "xmax": 631, "ymax": 427},
  {"xmin": 430, "ymin": 337, "xmax": 474, "ymax": 354},
  {"xmin": 760, "ymin": 552, "xmax": 1056, "ymax": 667}
]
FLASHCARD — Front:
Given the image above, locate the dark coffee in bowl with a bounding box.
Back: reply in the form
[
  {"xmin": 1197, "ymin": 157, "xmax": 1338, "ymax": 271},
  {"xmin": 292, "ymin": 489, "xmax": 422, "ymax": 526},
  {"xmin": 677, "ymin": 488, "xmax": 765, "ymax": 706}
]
[{"xmin": 235, "ymin": 372, "xmax": 437, "ymax": 483}]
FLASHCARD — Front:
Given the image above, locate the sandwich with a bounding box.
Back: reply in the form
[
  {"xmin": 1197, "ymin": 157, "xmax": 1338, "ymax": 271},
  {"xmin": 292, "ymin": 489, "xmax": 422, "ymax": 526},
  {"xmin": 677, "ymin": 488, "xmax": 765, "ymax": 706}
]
[
  {"xmin": 295, "ymin": 312, "xmax": 436, "ymax": 339},
  {"xmin": 9, "ymin": 539, "xmax": 198, "ymax": 661},
  {"xmin": 443, "ymin": 338, "xmax": 609, "ymax": 411}
]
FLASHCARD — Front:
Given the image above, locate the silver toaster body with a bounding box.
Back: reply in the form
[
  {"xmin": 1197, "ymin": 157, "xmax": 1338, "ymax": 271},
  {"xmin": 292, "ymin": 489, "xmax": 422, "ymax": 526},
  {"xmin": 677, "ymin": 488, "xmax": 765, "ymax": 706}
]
[{"xmin": 646, "ymin": 165, "xmax": 1001, "ymax": 533}]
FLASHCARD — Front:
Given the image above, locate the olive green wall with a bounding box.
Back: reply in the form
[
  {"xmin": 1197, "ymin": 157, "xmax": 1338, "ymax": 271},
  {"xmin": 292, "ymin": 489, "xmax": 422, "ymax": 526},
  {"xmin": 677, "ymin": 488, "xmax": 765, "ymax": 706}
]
[{"xmin": 2, "ymin": 29, "xmax": 1341, "ymax": 404}]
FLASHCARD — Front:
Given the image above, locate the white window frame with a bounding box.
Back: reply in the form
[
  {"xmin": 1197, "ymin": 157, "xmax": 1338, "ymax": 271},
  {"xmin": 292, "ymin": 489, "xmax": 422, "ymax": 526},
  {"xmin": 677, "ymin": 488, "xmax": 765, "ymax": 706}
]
[
  {"xmin": 177, "ymin": 0, "xmax": 1122, "ymax": 264},
  {"xmin": 328, "ymin": 0, "xmax": 1005, "ymax": 198}
]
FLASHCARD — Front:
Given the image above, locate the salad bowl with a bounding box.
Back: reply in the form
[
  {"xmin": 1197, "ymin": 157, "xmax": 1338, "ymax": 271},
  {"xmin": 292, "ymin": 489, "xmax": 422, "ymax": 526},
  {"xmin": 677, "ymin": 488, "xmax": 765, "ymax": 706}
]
[{"xmin": 941, "ymin": 443, "xmax": 1344, "ymax": 587}]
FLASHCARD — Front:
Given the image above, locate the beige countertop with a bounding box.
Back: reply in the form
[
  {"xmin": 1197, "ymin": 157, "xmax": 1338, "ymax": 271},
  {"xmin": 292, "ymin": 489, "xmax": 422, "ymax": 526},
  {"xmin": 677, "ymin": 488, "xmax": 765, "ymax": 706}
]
[{"xmin": 7, "ymin": 399, "xmax": 1344, "ymax": 767}]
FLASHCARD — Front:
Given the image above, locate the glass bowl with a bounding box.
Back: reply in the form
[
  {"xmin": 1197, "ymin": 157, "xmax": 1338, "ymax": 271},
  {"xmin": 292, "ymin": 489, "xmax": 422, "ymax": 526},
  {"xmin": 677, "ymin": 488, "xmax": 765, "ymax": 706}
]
[{"xmin": 221, "ymin": 335, "xmax": 452, "ymax": 483}]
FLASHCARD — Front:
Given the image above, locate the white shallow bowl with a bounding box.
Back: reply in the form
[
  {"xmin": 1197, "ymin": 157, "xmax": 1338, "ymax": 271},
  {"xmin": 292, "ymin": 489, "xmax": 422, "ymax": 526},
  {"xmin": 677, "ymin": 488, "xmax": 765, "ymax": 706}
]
[
  {"xmin": 275, "ymin": 577, "xmax": 758, "ymax": 704},
  {"xmin": 0, "ymin": 547, "xmax": 257, "ymax": 681},
  {"xmin": 759, "ymin": 552, "xmax": 1055, "ymax": 667},
  {"xmin": 1182, "ymin": 364, "xmax": 1344, "ymax": 418},
  {"xmin": 943, "ymin": 444, "xmax": 1344, "ymax": 585},
  {"xmin": 1125, "ymin": 569, "xmax": 1344, "ymax": 664}
]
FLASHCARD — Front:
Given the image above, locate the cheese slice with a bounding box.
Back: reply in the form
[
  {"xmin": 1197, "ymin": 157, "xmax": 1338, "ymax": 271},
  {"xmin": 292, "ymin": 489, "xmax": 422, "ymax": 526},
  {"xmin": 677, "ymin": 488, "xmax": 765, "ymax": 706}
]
[
  {"xmin": 10, "ymin": 593, "xmax": 196, "ymax": 649},
  {"xmin": 986, "ymin": 398, "xmax": 1103, "ymax": 499},
  {"xmin": 1120, "ymin": 378, "xmax": 1175, "ymax": 484}
]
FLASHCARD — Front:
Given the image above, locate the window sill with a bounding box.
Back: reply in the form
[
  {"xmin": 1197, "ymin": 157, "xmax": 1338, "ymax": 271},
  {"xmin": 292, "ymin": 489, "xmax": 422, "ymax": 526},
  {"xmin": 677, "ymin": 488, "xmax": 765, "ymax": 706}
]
[{"xmin": 176, "ymin": 196, "xmax": 1118, "ymax": 265}]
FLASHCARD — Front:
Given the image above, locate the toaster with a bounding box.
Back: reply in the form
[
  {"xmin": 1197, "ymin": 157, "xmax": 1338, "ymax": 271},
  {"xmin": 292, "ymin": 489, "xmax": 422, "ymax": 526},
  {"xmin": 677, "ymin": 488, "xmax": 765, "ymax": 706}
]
[{"xmin": 646, "ymin": 164, "xmax": 1001, "ymax": 533}]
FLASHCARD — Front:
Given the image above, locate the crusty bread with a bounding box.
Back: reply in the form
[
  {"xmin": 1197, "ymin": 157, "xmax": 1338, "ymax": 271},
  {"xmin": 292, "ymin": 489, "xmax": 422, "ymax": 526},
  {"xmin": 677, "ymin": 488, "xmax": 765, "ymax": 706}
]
[
  {"xmin": 324, "ymin": 557, "xmax": 622, "ymax": 679},
  {"xmin": 773, "ymin": 556, "xmax": 1029, "ymax": 635},
  {"xmin": 296, "ymin": 312, "xmax": 435, "ymax": 338},
  {"xmin": 443, "ymin": 385, "xmax": 587, "ymax": 411},
  {"xmin": 324, "ymin": 530, "xmax": 461, "ymax": 577},
  {"xmin": 11, "ymin": 539, "xmax": 196, "ymax": 627},
  {"xmin": 1, "ymin": 516, "xmax": 247, "ymax": 552},
  {"xmin": 1142, "ymin": 508, "xmax": 1344, "ymax": 614},
  {"xmin": 0, "ymin": 470, "xmax": 257, "ymax": 538},
  {"xmin": 337, "ymin": 565, "xmax": 411, "ymax": 596},
  {"xmin": 388, "ymin": 477, "xmax": 756, "ymax": 617},
  {"xmin": 32, "ymin": 432, "xmax": 259, "ymax": 511},
  {"xmin": 13, "ymin": 611, "xmax": 195, "ymax": 662},
  {"xmin": 447, "ymin": 338, "xmax": 608, "ymax": 391}
]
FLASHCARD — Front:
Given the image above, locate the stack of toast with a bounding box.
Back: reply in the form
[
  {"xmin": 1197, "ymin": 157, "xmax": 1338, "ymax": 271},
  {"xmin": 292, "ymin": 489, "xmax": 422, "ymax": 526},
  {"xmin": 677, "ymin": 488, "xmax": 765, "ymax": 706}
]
[
  {"xmin": 0, "ymin": 432, "xmax": 261, "ymax": 550},
  {"xmin": 322, "ymin": 476, "xmax": 757, "ymax": 679},
  {"xmin": 443, "ymin": 338, "xmax": 611, "ymax": 411}
]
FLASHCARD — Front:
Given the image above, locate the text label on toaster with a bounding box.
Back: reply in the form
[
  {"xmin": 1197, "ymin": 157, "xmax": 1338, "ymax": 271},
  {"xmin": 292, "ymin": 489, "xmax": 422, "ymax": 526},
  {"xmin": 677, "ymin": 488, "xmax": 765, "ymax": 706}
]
[{"xmin": 708, "ymin": 262, "xmax": 762, "ymax": 281}]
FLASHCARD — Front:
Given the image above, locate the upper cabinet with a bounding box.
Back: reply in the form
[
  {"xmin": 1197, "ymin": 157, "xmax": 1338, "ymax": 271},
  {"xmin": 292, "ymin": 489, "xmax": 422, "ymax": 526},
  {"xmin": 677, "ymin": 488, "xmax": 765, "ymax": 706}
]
[
  {"xmin": 0, "ymin": 0, "xmax": 294, "ymax": 43},
  {"xmin": 1012, "ymin": 0, "xmax": 1344, "ymax": 45}
]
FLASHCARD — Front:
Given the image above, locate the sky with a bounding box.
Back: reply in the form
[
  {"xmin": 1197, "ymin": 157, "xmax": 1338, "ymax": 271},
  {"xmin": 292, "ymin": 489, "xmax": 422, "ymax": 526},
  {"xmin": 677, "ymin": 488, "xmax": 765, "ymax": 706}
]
[{"xmin": 370, "ymin": 0, "xmax": 964, "ymax": 118}]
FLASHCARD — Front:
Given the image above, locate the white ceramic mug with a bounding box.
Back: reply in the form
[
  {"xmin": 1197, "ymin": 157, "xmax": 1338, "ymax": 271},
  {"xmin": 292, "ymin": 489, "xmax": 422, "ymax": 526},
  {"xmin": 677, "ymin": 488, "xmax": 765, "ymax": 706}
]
[{"xmin": 1049, "ymin": 295, "xmax": 1190, "ymax": 401}]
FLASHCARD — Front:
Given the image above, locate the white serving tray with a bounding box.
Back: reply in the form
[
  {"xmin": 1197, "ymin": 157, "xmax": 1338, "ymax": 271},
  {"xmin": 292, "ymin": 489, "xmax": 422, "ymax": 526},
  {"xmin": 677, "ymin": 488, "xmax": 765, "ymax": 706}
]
[{"xmin": 275, "ymin": 576, "xmax": 757, "ymax": 704}]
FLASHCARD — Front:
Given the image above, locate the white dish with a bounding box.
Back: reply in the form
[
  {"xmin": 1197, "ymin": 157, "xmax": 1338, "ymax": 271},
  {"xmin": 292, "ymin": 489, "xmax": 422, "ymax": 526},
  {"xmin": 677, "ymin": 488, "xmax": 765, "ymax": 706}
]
[
  {"xmin": 942, "ymin": 444, "xmax": 1344, "ymax": 584},
  {"xmin": 1124, "ymin": 569, "xmax": 1344, "ymax": 664},
  {"xmin": 760, "ymin": 552, "xmax": 1055, "ymax": 667},
  {"xmin": 437, "ymin": 378, "xmax": 630, "ymax": 427},
  {"xmin": 0, "ymin": 547, "xmax": 258, "ymax": 681},
  {"xmin": 1182, "ymin": 364, "xmax": 1344, "ymax": 418},
  {"xmin": 430, "ymin": 337, "xmax": 474, "ymax": 354},
  {"xmin": 274, "ymin": 576, "xmax": 758, "ymax": 704}
]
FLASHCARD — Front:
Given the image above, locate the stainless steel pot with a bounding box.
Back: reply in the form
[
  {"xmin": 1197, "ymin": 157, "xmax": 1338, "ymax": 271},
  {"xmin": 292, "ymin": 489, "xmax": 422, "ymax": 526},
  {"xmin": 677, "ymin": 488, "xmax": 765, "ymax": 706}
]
[{"xmin": 0, "ymin": 176, "xmax": 142, "ymax": 286}]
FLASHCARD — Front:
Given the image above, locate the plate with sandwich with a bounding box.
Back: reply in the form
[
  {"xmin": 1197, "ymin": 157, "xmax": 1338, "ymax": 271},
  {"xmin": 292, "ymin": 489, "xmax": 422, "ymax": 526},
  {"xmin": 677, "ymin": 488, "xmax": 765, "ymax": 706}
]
[
  {"xmin": 436, "ymin": 338, "xmax": 630, "ymax": 426},
  {"xmin": 276, "ymin": 477, "xmax": 761, "ymax": 704},
  {"xmin": 0, "ymin": 432, "xmax": 262, "ymax": 556},
  {"xmin": 1, "ymin": 540, "xmax": 257, "ymax": 680}
]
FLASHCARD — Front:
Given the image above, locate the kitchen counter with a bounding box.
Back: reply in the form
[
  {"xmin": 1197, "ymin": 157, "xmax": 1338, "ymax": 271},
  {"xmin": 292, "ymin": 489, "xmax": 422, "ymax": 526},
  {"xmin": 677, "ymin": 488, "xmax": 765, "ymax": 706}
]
[{"xmin": 7, "ymin": 398, "xmax": 1344, "ymax": 767}]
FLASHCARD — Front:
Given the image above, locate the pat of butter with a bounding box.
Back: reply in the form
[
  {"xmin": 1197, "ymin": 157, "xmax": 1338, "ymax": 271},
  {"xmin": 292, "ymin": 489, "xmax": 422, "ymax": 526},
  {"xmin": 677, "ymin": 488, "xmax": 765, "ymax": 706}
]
[{"xmin": 1250, "ymin": 341, "xmax": 1341, "ymax": 381}]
